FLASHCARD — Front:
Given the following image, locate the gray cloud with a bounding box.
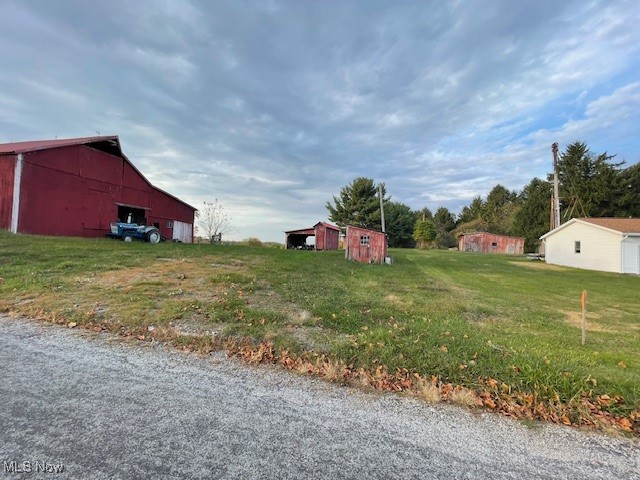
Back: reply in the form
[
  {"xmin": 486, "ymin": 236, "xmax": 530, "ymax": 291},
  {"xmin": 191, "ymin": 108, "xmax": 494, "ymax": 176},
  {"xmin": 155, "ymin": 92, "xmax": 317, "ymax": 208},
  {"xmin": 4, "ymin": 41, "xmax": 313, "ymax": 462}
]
[{"xmin": 1, "ymin": 0, "xmax": 639, "ymax": 241}]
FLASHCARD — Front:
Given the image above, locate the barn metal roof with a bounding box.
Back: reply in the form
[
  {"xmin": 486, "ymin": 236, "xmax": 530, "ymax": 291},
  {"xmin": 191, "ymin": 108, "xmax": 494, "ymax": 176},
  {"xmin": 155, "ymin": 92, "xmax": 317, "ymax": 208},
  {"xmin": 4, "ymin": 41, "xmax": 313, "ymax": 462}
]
[
  {"xmin": 0, "ymin": 136, "xmax": 119, "ymax": 155},
  {"xmin": 0, "ymin": 135, "xmax": 196, "ymax": 212}
]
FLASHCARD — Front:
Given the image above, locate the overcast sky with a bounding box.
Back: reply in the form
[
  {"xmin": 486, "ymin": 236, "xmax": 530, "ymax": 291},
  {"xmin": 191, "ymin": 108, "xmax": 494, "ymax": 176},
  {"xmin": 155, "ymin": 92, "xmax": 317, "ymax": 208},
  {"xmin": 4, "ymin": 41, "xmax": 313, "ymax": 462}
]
[{"xmin": 2, "ymin": 1, "xmax": 639, "ymax": 241}]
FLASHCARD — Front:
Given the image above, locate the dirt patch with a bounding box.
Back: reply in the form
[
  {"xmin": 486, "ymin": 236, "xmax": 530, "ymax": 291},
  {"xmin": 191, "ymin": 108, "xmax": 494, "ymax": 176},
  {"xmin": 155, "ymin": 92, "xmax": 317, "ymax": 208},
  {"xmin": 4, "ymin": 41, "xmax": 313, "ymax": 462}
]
[
  {"xmin": 245, "ymin": 287, "xmax": 314, "ymax": 325},
  {"xmin": 93, "ymin": 256, "xmax": 238, "ymax": 298},
  {"xmin": 286, "ymin": 325, "xmax": 350, "ymax": 351},
  {"xmin": 509, "ymin": 261, "xmax": 568, "ymax": 271}
]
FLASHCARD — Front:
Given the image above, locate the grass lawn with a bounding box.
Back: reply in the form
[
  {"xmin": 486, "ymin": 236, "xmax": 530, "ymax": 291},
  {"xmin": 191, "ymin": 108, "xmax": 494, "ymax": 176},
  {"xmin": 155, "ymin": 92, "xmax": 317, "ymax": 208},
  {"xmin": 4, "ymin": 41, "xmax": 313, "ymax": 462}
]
[{"xmin": 1, "ymin": 231, "xmax": 638, "ymax": 433}]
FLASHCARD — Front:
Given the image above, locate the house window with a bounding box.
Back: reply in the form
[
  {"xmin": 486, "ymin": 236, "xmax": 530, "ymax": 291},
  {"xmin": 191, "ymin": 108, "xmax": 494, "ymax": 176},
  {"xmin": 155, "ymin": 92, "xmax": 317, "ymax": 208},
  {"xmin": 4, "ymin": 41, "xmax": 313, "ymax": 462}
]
[
  {"xmin": 575, "ymin": 241, "xmax": 581, "ymax": 254},
  {"xmin": 360, "ymin": 235, "xmax": 370, "ymax": 246}
]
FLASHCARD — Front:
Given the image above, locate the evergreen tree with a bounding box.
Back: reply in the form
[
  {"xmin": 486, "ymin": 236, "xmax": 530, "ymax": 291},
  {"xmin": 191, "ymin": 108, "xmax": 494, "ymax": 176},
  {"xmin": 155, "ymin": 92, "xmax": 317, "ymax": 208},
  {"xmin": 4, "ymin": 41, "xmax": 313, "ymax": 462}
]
[
  {"xmin": 326, "ymin": 177, "xmax": 387, "ymax": 229},
  {"xmin": 557, "ymin": 142, "xmax": 623, "ymax": 219},
  {"xmin": 618, "ymin": 163, "xmax": 640, "ymax": 217},
  {"xmin": 458, "ymin": 196, "xmax": 484, "ymax": 224},
  {"xmin": 414, "ymin": 207, "xmax": 433, "ymax": 221},
  {"xmin": 482, "ymin": 184, "xmax": 520, "ymax": 234},
  {"xmin": 385, "ymin": 201, "xmax": 416, "ymax": 248},
  {"xmin": 512, "ymin": 178, "xmax": 551, "ymax": 252},
  {"xmin": 433, "ymin": 207, "xmax": 457, "ymax": 248}
]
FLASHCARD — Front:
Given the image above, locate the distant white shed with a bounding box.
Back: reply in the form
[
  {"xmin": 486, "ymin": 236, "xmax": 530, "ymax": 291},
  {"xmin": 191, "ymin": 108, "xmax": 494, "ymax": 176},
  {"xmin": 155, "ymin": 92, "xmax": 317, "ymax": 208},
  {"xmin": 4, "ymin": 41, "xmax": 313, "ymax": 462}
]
[{"xmin": 540, "ymin": 218, "xmax": 640, "ymax": 274}]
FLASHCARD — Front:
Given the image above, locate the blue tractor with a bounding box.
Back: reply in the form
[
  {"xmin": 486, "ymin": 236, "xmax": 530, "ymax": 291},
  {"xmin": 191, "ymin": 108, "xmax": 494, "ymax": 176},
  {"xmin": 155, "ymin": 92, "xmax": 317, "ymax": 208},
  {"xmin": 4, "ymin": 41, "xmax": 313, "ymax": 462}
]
[{"xmin": 106, "ymin": 214, "xmax": 162, "ymax": 244}]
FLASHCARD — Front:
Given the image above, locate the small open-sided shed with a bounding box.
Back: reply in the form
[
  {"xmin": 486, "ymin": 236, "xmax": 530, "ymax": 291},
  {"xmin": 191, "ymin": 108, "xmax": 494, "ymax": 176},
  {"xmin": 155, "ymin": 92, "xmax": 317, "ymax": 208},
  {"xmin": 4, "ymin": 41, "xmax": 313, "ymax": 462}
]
[
  {"xmin": 458, "ymin": 232, "xmax": 524, "ymax": 255},
  {"xmin": 344, "ymin": 225, "xmax": 387, "ymax": 264},
  {"xmin": 285, "ymin": 222, "xmax": 340, "ymax": 250}
]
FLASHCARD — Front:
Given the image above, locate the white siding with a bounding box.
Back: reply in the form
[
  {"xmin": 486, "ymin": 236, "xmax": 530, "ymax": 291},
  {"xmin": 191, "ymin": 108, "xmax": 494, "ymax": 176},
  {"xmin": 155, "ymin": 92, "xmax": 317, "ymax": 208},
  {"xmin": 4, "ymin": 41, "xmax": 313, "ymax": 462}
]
[
  {"xmin": 172, "ymin": 221, "xmax": 193, "ymax": 243},
  {"xmin": 10, "ymin": 153, "xmax": 23, "ymax": 233},
  {"xmin": 622, "ymin": 237, "xmax": 640, "ymax": 274},
  {"xmin": 544, "ymin": 222, "xmax": 622, "ymax": 273}
]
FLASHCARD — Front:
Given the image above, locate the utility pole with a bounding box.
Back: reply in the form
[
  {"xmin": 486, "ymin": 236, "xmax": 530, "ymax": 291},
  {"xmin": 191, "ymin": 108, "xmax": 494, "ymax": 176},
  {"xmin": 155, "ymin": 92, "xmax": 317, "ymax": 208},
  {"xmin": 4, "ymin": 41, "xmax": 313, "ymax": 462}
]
[
  {"xmin": 378, "ymin": 183, "xmax": 386, "ymax": 233},
  {"xmin": 551, "ymin": 143, "xmax": 561, "ymax": 230}
]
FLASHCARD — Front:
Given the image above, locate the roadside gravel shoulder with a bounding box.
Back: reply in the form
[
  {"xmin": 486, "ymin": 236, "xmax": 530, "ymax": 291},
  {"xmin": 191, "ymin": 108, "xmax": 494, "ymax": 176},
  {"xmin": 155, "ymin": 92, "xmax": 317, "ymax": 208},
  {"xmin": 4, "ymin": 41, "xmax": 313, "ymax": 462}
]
[{"xmin": 1, "ymin": 315, "xmax": 638, "ymax": 479}]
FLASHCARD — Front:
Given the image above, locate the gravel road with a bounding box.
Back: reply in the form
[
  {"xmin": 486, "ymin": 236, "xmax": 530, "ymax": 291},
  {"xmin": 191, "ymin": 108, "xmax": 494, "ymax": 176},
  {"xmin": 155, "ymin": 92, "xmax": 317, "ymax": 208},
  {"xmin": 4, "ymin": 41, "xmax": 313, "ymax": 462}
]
[{"xmin": 0, "ymin": 316, "xmax": 638, "ymax": 479}]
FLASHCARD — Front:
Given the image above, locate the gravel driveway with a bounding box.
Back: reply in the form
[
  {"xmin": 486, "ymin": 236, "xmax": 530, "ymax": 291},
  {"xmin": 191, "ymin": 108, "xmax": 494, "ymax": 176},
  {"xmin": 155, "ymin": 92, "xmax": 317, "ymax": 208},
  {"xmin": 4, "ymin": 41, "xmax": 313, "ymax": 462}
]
[{"xmin": 0, "ymin": 316, "xmax": 638, "ymax": 479}]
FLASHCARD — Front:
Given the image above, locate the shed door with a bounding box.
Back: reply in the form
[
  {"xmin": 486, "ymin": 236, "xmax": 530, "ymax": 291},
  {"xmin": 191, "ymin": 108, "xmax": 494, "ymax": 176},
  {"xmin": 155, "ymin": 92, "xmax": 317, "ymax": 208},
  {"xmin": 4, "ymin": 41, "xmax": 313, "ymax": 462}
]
[{"xmin": 172, "ymin": 221, "xmax": 192, "ymax": 243}]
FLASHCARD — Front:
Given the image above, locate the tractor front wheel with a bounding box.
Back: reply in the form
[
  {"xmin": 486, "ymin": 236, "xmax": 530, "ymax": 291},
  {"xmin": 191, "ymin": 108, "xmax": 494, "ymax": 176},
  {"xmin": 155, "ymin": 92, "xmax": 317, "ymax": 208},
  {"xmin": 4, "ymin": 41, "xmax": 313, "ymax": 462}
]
[
  {"xmin": 123, "ymin": 235, "xmax": 133, "ymax": 242},
  {"xmin": 146, "ymin": 229, "xmax": 161, "ymax": 244}
]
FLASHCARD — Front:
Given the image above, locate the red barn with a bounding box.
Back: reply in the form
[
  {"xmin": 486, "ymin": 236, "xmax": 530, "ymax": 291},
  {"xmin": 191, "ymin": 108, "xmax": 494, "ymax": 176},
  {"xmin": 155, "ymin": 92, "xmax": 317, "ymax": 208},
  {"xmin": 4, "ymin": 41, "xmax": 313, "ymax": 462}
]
[
  {"xmin": 285, "ymin": 222, "xmax": 340, "ymax": 250},
  {"xmin": 458, "ymin": 232, "xmax": 524, "ymax": 255},
  {"xmin": 344, "ymin": 225, "xmax": 388, "ymax": 264},
  {"xmin": 0, "ymin": 136, "xmax": 196, "ymax": 242}
]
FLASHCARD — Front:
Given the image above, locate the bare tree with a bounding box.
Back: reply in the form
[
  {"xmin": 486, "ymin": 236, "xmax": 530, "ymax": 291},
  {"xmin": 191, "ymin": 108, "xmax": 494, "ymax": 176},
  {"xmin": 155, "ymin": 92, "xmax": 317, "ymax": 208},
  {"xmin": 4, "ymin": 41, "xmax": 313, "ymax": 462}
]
[{"xmin": 197, "ymin": 199, "xmax": 232, "ymax": 241}]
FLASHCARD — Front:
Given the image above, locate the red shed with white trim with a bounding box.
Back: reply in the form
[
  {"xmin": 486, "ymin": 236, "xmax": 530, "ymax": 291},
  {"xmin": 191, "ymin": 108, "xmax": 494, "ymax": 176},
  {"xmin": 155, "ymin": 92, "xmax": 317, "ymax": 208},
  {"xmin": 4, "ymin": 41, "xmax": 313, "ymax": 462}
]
[
  {"xmin": 344, "ymin": 225, "xmax": 387, "ymax": 264},
  {"xmin": 0, "ymin": 136, "xmax": 196, "ymax": 242}
]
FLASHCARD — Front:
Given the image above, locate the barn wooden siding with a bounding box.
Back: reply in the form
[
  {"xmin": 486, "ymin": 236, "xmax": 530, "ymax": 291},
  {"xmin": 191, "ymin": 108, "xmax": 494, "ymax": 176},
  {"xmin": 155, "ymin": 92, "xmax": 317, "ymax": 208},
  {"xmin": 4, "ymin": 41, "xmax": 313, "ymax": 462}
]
[
  {"xmin": 458, "ymin": 232, "xmax": 524, "ymax": 255},
  {"xmin": 0, "ymin": 136, "xmax": 196, "ymax": 242},
  {"xmin": 314, "ymin": 222, "xmax": 340, "ymax": 250},
  {"xmin": 344, "ymin": 225, "xmax": 387, "ymax": 264},
  {"xmin": 285, "ymin": 222, "xmax": 340, "ymax": 250}
]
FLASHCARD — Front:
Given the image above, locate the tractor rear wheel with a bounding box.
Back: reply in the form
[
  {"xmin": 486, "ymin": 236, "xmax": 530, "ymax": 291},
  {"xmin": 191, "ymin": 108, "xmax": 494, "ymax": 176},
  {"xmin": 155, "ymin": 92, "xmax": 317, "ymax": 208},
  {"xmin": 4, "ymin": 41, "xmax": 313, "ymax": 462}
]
[{"xmin": 146, "ymin": 229, "xmax": 161, "ymax": 244}]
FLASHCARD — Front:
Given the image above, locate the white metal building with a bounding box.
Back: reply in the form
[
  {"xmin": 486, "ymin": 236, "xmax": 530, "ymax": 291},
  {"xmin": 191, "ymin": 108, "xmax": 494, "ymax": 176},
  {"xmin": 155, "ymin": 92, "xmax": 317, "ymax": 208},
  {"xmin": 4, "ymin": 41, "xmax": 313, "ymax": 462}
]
[{"xmin": 540, "ymin": 218, "xmax": 640, "ymax": 274}]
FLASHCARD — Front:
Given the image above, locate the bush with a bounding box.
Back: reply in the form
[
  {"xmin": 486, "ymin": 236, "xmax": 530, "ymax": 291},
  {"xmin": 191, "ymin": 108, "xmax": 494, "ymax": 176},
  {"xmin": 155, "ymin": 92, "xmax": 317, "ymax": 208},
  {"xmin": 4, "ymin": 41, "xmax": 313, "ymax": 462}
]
[{"xmin": 244, "ymin": 237, "xmax": 263, "ymax": 247}]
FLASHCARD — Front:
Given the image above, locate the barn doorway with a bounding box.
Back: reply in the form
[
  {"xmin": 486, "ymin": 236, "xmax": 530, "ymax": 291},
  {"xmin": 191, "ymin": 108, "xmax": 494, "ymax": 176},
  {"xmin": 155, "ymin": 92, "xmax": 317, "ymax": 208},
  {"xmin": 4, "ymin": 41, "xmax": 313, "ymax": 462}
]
[{"xmin": 117, "ymin": 205, "xmax": 147, "ymax": 225}]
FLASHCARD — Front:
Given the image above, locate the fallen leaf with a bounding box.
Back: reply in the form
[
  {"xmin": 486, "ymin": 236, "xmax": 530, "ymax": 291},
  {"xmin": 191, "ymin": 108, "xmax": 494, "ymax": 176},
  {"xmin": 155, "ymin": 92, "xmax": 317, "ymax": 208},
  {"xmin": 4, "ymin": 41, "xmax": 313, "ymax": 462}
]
[
  {"xmin": 618, "ymin": 418, "xmax": 633, "ymax": 432},
  {"xmin": 67, "ymin": 322, "xmax": 77, "ymax": 328},
  {"xmin": 487, "ymin": 378, "xmax": 499, "ymax": 389}
]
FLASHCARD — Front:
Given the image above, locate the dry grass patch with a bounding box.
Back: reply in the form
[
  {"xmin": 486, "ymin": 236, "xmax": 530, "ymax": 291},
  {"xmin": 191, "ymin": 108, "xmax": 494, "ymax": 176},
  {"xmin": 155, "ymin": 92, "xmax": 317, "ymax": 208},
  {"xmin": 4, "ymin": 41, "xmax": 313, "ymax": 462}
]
[
  {"xmin": 385, "ymin": 294, "xmax": 413, "ymax": 308},
  {"xmin": 509, "ymin": 261, "xmax": 568, "ymax": 271},
  {"xmin": 415, "ymin": 379, "xmax": 441, "ymax": 403},
  {"xmin": 449, "ymin": 387, "xmax": 480, "ymax": 407},
  {"xmin": 561, "ymin": 310, "xmax": 623, "ymax": 334}
]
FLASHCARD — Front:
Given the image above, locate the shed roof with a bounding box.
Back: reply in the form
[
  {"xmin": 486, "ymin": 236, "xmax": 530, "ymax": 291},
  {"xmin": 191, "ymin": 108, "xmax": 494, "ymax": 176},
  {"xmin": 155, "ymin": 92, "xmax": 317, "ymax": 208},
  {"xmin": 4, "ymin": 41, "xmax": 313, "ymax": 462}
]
[
  {"xmin": 0, "ymin": 136, "xmax": 196, "ymax": 212},
  {"xmin": 459, "ymin": 231, "xmax": 524, "ymax": 241},
  {"xmin": 285, "ymin": 222, "xmax": 340, "ymax": 235},
  {"xmin": 345, "ymin": 225, "xmax": 386, "ymax": 235},
  {"xmin": 579, "ymin": 218, "xmax": 640, "ymax": 234},
  {"xmin": 285, "ymin": 227, "xmax": 315, "ymax": 235},
  {"xmin": 314, "ymin": 222, "xmax": 340, "ymax": 231},
  {"xmin": 541, "ymin": 217, "xmax": 640, "ymax": 239}
]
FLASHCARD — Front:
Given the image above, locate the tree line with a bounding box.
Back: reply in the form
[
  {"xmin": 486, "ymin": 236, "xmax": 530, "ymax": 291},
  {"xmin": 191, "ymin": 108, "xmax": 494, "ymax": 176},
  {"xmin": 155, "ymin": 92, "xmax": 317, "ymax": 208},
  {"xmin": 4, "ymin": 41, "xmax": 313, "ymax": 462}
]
[{"xmin": 326, "ymin": 142, "xmax": 640, "ymax": 252}]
